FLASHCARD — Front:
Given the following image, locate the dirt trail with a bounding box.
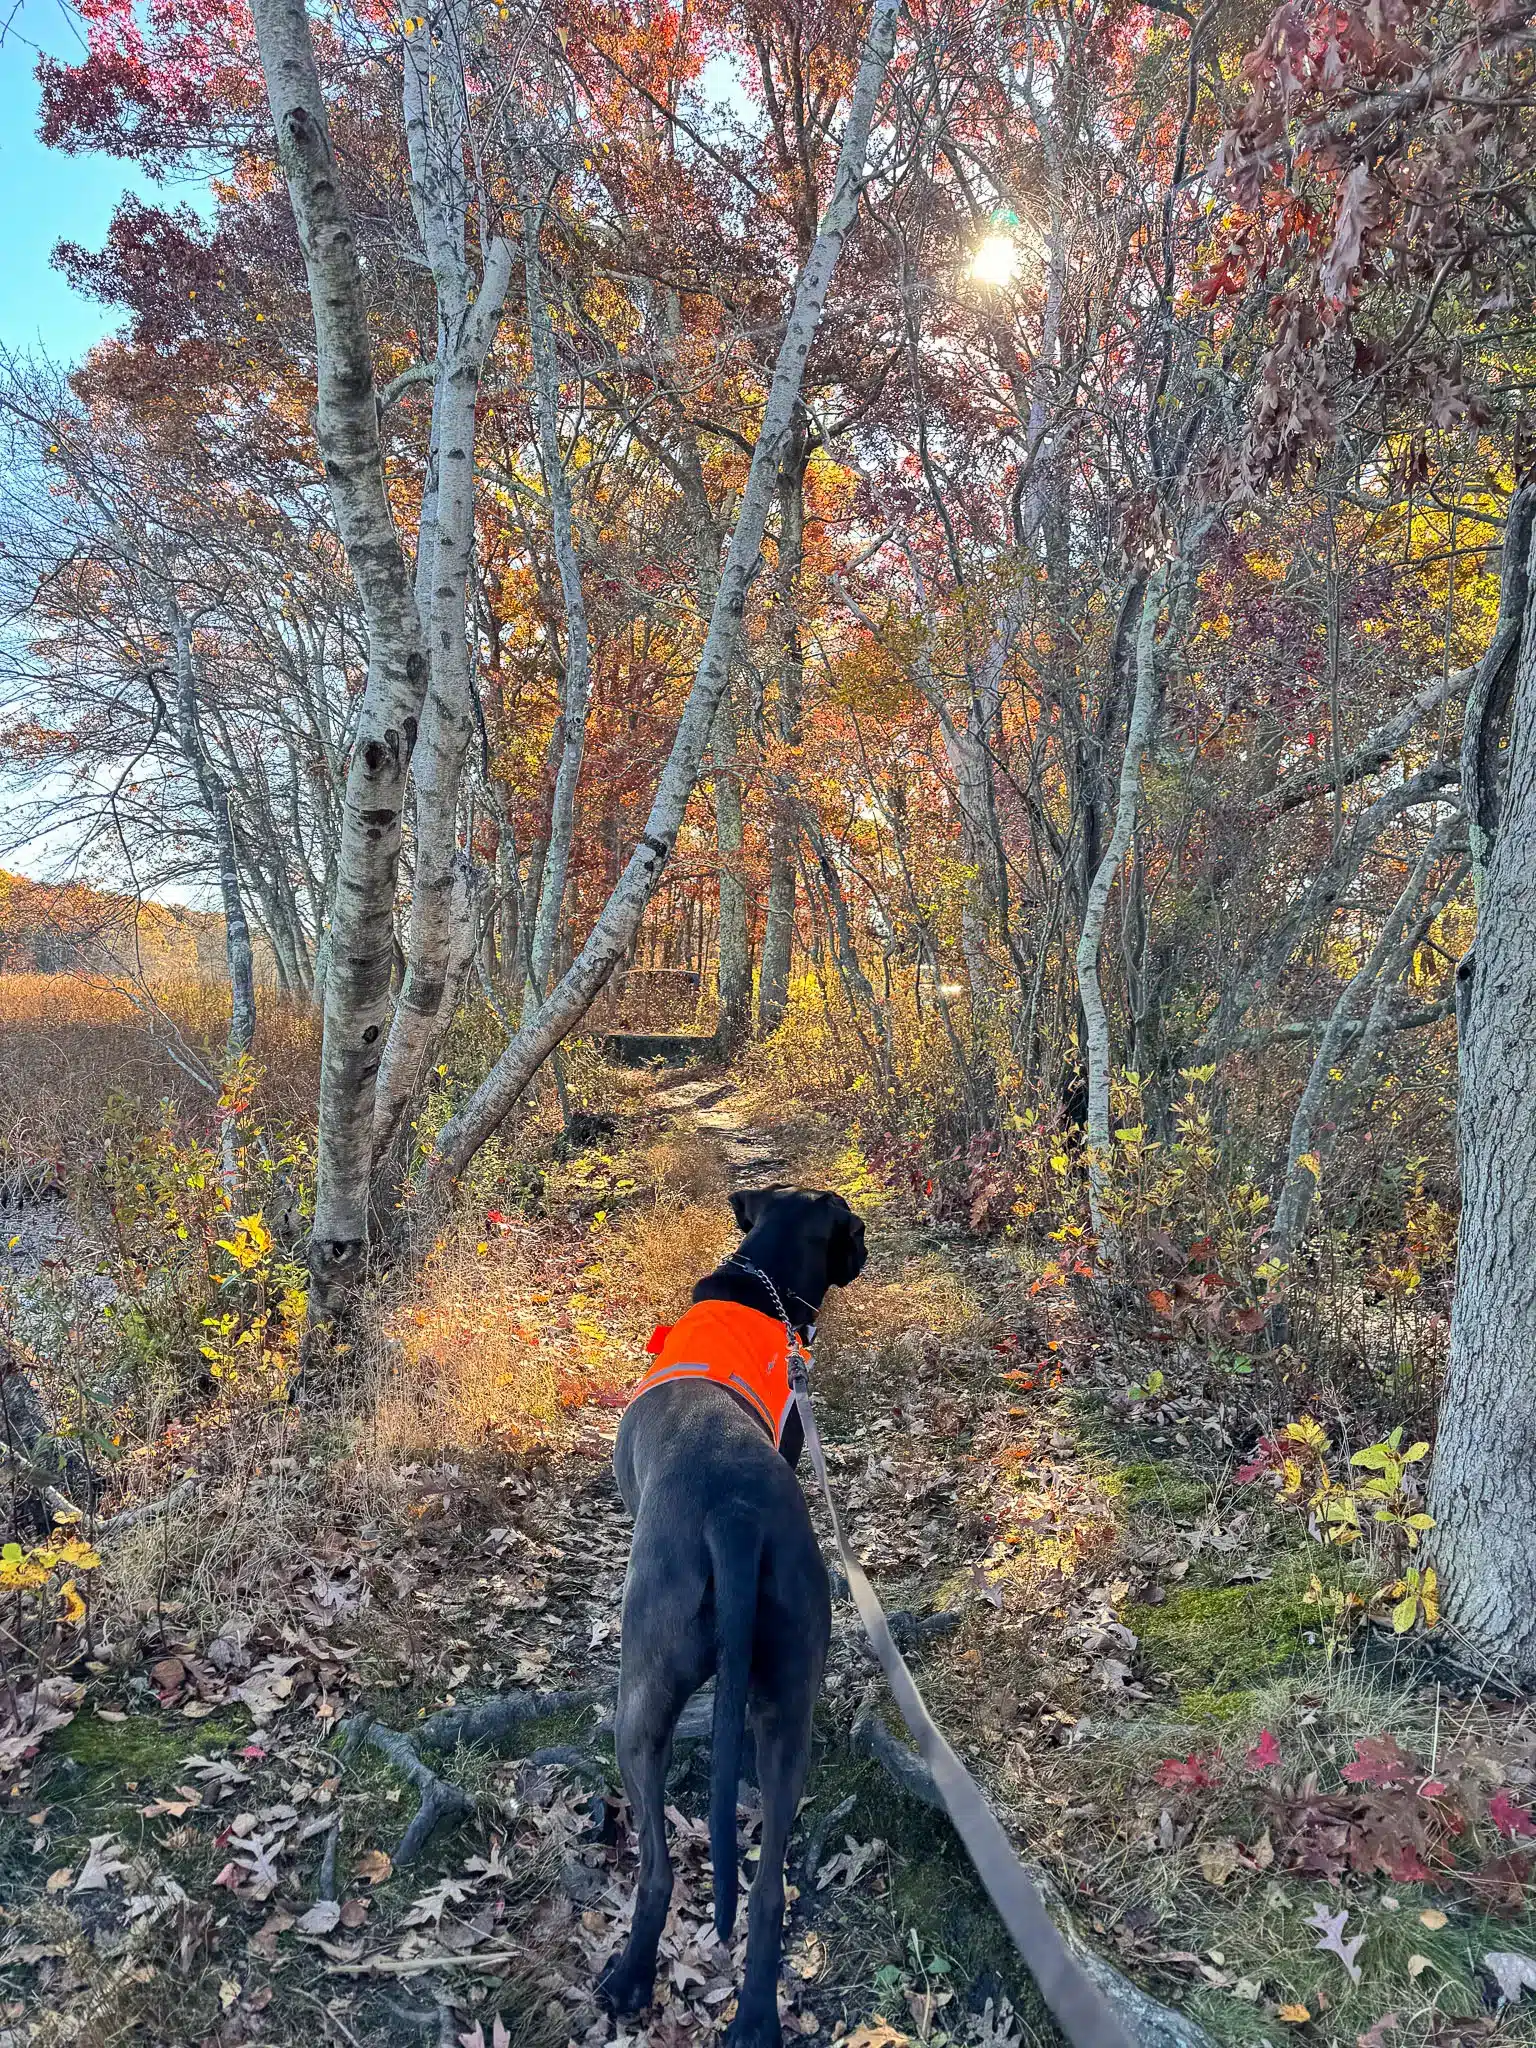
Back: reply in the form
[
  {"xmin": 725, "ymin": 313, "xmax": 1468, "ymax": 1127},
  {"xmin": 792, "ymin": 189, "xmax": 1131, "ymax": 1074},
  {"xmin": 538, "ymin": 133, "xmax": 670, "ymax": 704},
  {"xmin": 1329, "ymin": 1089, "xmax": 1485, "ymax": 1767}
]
[{"xmin": 650, "ymin": 1073, "xmax": 792, "ymax": 1187}]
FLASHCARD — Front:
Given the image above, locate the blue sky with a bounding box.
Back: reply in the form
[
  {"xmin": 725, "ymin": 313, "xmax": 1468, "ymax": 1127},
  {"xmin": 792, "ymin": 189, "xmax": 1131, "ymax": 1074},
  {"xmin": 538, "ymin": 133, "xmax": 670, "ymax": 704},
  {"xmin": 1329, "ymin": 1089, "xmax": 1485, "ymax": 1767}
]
[{"xmin": 0, "ymin": 1, "xmax": 143, "ymax": 363}]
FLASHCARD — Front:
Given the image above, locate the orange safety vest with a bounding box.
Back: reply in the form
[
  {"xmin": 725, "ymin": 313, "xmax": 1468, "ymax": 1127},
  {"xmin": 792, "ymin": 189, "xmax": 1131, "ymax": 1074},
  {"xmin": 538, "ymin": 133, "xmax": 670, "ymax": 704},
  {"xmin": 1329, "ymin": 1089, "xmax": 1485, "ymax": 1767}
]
[{"xmin": 629, "ymin": 1299, "xmax": 804, "ymax": 1448}]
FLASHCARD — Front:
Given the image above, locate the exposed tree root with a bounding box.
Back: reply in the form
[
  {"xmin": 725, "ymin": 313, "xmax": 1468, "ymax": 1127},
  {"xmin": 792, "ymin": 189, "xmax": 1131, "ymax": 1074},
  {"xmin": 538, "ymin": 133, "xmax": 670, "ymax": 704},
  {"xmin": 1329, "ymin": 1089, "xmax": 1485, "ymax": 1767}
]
[
  {"xmin": 345, "ymin": 1717, "xmax": 475, "ymax": 1865},
  {"xmin": 797, "ymin": 1791, "xmax": 856, "ymax": 1888},
  {"xmin": 848, "ymin": 1704, "xmax": 1215, "ymax": 2048},
  {"xmin": 342, "ymin": 1687, "xmax": 604, "ymax": 1863},
  {"xmin": 414, "ymin": 1685, "xmax": 601, "ymax": 1754}
]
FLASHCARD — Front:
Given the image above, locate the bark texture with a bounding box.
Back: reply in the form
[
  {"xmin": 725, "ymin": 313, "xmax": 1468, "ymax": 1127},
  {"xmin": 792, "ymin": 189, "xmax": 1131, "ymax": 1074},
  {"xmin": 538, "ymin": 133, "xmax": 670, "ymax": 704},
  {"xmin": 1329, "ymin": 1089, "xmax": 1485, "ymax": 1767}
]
[
  {"xmin": 251, "ymin": 0, "xmax": 432, "ymax": 1306},
  {"xmin": 373, "ymin": 3, "xmax": 512, "ymax": 1152},
  {"xmin": 1076, "ymin": 568, "xmax": 1166, "ymax": 1248},
  {"xmin": 427, "ymin": 0, "xmax": 902, "ymax": 1183},
  {"xmin": 1429, "ymin": 498, "xmax": 1536, "ymax": 1681},
  {"xmin": 518, "ymin": 172, "xmax": 594, "ymax": 1025}
]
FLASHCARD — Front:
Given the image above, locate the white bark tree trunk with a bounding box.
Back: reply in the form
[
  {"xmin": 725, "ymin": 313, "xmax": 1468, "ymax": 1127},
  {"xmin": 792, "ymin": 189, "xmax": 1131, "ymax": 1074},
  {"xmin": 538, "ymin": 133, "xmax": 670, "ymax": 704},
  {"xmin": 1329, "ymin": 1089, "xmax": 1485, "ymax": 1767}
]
[
  {"xmin": 1075, "ymin": 567, "xmax": 1167, "ymax": 1251},
  {"xmin": 1428, "ymin": 493, "xmax": 1536, "ymax": 1680},
  {"xmin": 251, "ymin": 0, "xmax": 433, "ymax": 1309},
  {"xmin": 426, "ymin": 0, "xmax": 902, "ymax": 1184},
  {"xmin": 372, "ymin": 3, "xmax": 512, "ymax": 1154},
  {"xmin": 517, "ymin": 171, "xmax": 594, "ymax": 1026}
]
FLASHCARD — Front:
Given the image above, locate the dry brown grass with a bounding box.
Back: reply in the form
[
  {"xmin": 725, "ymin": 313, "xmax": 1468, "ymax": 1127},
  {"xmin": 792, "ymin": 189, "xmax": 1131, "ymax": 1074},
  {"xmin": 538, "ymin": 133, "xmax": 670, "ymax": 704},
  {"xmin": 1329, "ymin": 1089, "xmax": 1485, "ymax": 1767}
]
[{"xmin": 0, "ymin": 971, "xmax": 320, "ymax": 1164}]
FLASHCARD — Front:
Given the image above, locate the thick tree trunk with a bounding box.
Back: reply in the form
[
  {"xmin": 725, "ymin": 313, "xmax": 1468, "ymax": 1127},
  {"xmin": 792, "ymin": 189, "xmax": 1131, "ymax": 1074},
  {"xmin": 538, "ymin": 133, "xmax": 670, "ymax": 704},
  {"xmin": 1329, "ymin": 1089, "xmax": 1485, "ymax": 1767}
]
[
  {"xmin": 1428, "ymin": 495, "xmax": 1536, "ymax": 1680},
  {"xmin": 1076, "ymin": 568, "xmax": 1166, "ymax": 1251},
  {"xmin": 426, "ymin": 0, "xmax": 902, "ymax": 1184},
  {"xmin": 252, "ymin": 0, "xmax": 433, "ymax": 1309}
]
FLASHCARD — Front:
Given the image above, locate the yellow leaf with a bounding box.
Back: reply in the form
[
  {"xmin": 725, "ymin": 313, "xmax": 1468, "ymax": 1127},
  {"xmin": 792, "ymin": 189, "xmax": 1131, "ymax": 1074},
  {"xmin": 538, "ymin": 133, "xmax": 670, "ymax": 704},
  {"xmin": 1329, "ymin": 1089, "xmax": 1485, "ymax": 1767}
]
[
  {"xmin": 1419, "ymin": 1909, "xmax": 1448, "ymax": 1931},
  {"xmin": 354, "ymin": 1848, "xmax": 393, "ymax": 1885},
  {"xmin": 1049, "ymin": 1154, "xmax": 1070, "ymax": 1174},
  {"xmin": 1420, "ymin": 1567, "xmax": 1440, "ymax": 1627},
  {"xmin": 1407, "ymin": 1954, "xmax": 1432, "ymax": 1978},
  {"xmin": 56, "ymin": 1580, "xmax": 87, "ymax": 1625},
  {"xmin": 1276, "ymin": 2004, "xmax": 1311, "ymax": 2023},
  {"xmin": 1391, "ymin": 1589, "xmax": 1419, "ymax": 1633}
]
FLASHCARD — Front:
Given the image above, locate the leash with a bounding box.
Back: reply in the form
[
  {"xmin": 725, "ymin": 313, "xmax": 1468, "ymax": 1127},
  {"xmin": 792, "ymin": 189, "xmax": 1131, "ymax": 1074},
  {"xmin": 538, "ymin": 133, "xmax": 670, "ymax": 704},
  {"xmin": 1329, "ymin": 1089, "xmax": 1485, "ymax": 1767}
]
[{"xmin": 786, "ymin": 1355, "xmax": 1135, "ymax": 2048}]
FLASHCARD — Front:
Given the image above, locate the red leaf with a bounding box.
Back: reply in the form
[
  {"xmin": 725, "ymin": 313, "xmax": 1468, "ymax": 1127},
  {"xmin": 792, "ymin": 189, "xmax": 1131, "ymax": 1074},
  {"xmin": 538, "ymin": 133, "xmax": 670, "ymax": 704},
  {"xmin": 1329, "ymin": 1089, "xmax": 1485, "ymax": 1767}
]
[
  {"xmin": 1489, "ymin": 1790, "xmax": 1536, "ymax": 1840},
  {"xmin": 1155, "ymin": 1751, "xmax": 1222, "ymax": 1790},
  {"xmin": 1341, "ymin": 1734, "xmax": 1417, "ymax": 1788},
  {"xmin": 1383, "ymin": 1842, "xmax": 1434, "ymax": 1882},
  {"xmin": 1247, "ymin": 1729, "xmax": 1282, "ymax": 1770},
  {"xmin": 1147, "ymin": 1288, "xmax": 1174, "ymax": 1315}
]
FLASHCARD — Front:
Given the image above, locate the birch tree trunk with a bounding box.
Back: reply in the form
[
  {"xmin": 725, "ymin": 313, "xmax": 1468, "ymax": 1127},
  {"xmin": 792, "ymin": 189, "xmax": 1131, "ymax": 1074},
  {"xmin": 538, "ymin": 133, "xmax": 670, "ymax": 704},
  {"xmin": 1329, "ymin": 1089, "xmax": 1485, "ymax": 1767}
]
[
  {"xmin": 426, "ymin": 0, "xmax": 902, "ymax": 1185},
  {"xmin": 1428, "ymin": 495, "xmax": 1536, "ymax": 1681},
  {"xmin": 251, "ymin": 0, "xmax": 433, "ymax": 1310},
  {"xmin": 372, "ymin": 3, "xmax": 513, "ymax": 1154},
  {"xmin": 1075, "ymin": 567, "xmax": 1167, "ymax": 1251},
  {"xmin": 517, "ymin": 171, "xmax": 594, "ymax": 1027},
  {"xmin": 166, "ymin": 600, "xmax": 257, "ymax": 1060},
  {"xmin": 712, "ymin": 682, "xmax": 753, "ymax": 1052},
  {"xmin": 758, "ymin": 428, "xmax": 809, "ymax": 1033}
]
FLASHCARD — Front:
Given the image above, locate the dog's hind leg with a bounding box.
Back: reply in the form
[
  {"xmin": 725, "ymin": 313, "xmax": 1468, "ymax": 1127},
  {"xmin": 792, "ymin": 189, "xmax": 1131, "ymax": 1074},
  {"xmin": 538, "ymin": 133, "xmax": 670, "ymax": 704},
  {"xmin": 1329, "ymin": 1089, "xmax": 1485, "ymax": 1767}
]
[
  {"xmin": 598, "ymin": 1547, "xmax": 710, "ymax": 2017},
  {"xmin": 725, "ymin": 1698, "xmax": 813, "ymax": 2048},
  {"xmin": 597, "ymin": 1677, "xmax": 676, "ymax": 2015}
]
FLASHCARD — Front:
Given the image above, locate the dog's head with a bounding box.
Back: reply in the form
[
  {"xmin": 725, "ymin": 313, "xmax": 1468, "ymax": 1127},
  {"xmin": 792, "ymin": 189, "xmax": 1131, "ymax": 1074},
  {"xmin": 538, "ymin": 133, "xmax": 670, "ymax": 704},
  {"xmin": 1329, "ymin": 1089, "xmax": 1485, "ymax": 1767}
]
[{"xmin": 728, "ymin": 1185, "xmax": 867, "ymax": 1299}]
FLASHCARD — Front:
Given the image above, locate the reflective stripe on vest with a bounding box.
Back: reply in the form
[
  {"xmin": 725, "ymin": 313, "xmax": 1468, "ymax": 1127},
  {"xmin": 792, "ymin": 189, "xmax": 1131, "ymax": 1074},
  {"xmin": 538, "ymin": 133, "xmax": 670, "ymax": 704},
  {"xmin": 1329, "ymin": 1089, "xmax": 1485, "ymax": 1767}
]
[{"xmin": 628, "ymin": 1299, "xmax": 798, "ymax": 1447}]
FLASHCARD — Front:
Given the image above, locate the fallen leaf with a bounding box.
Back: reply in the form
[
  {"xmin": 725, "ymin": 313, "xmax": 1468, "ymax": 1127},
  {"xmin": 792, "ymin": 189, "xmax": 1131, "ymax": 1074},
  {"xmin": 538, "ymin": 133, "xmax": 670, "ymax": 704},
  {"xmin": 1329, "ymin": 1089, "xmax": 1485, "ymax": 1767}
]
[
  {"xmin": 1406, "ymin": 1955, "xmax": 1432, "ymax": 1979},
  {"xmin": 46, "ymin": 1866, "xmax": 74, "ymax": 1893},
  {"xmin": 1306, "ymin": 1902, "xmax": 1366, "ymax": 1984},
  {"xmin": 150, "ymin": 1656, "xmax": 187, "ymax": 1694},
  {"xmin": 73, "ymin": 1834, "xmax": 128, "ymax": 1892},
  {"xmin": 1198, "ymin": 1839, "xmax": 1242, "ymax": 1887},
  {"xmin": 1277, "ymin": 2005, "xmax": 1311, "ymax": 2024},
  {"xmin": 1484, "ymin": 1951, "xmax": 1536, "ymax": 2004},
  {"xmin": 1246, "ymin": 1730, "xmax": 1282, "ymax": 1770},
  {"xmin": 1488, "ymin": 1792, "xmax": 1536, "ymax": 1840},
  {"xmin": 1357, "ymin": 2016, "xmax": 1398, "ymax": 2048},
  {"xmin": 354, "ymin": 1848, "xmax": 393, "ymax": 1885},
  {"xmin": 1419, "ymin": 1909, "xmax": 1448, "ymax": 1931},
  {"xmin": 294, "ymin": 1900, "xmax": 342, "ymax": 1935}
]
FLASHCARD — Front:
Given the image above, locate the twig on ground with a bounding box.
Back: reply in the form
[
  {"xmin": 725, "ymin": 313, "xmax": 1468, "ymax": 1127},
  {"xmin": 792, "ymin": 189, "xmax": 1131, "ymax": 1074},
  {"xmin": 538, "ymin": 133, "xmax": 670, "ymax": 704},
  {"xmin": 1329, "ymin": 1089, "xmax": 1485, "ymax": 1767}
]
[
  {"xmin": 323, "ymin": 1947, "xmax": 527, "ymax": 1978},
  {"xmin": 102, "ymin": 1477, "xmax": 201, "ymax": 1538},
  {"xmin": 317, "ymin": 1817, "xmax": 340, "ymax": 1902}
]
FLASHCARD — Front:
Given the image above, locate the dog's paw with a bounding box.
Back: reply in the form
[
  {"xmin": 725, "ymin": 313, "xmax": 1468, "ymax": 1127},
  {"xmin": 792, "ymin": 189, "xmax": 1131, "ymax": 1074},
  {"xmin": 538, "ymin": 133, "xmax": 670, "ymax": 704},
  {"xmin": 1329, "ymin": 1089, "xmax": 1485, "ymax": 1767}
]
[
  {"xmin": 596, "ymin": 1957, "xmax": 655, "ymax": 2018},
  {"xmin": 723, "ymin": 2011, "xmax": 782, "ymax": 2048}
]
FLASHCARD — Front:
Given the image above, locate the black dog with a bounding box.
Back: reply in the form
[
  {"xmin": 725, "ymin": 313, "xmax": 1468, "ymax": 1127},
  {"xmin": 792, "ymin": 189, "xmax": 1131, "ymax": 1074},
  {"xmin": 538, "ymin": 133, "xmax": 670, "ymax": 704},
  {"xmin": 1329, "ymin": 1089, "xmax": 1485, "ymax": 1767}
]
[{"xmin": 598, "ymin": 1186, "xmax": 866, "ymax": 2047}]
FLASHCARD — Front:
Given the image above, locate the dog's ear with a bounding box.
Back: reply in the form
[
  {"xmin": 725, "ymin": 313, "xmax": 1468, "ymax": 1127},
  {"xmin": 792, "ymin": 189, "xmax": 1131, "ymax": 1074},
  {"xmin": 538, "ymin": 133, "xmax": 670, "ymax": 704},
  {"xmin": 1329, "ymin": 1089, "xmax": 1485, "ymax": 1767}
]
[
  {"xmin": 826, "ymin": 1206, "xmax": 867, "ymax": 1288},
  {"xmin": 730, "ymin": 1186, "xmax": 778, "ymax": 1233}
]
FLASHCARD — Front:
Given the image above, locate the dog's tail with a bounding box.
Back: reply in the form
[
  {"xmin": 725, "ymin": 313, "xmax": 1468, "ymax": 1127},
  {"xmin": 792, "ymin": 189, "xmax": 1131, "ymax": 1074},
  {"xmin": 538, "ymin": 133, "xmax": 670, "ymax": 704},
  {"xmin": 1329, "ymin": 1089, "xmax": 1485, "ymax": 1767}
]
[{"xmin": 705, "ymin": 1512, "xmax": 762, "ymax": 1940}]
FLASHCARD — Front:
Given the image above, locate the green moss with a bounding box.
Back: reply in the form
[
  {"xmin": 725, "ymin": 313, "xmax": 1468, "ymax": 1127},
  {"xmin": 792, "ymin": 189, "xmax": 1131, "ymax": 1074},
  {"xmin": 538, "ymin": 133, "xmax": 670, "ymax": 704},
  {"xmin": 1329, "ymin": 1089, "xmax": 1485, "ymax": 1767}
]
[
  {"xmin": 1105, "ymin": 1461, "xmax": 1211, "ymax": 1517},
  {"xmin": 1178, "ymin": 1686, "xmax": 1259, "ymax": 1726},
  {"xmin": 59, "ymin": 1707, "xmax": 247, "ymax": 1776},
  {"xmin": 1129, "ymin": 1572, "xmax": 1313, "ymax": 1699}
]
